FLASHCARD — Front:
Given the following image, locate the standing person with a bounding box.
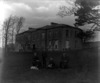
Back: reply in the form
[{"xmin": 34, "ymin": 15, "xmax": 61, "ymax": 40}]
[
  {"xmin": 32, "ymin": 44, "xmax": 36, "ymax": 52},
  {"xmin": 42, "ymin": 51, "xmax": 47, "ymax": 68},
  {"xmin": 60, "ymin": 53, "xmax": 69, "ymax": 69},
  {"xmin": 30, "ymin": 52, "xmax": 41, "ymax": 70}
]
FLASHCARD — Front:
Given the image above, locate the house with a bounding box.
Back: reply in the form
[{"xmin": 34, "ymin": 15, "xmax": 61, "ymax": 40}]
[
  {"xmin": 15, "ymin": 22, "xmax": 83, "ymax": 52},
  {"xmin": 15, "ymin": 28, "xmax": 35, "ymax": 52}
]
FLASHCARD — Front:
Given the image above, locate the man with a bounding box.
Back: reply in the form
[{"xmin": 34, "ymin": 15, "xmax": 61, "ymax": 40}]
[
  {"xmin": 47, "ymin": 57, "xmax": 55, "ymax": 69},
  {"xmin": 60, "ymin": 53, "xmax": 69, "ymax": 69},
  {"xmin": 42, "ymin": 51, "xmax": 47, "ymax": 68},
  {"xmin": 32, "ymin": 44, "xmax": 36, "ymax": 52},
  {"xmin": 30, "ymin": 52, "xmax": 41, "ymax": 70}
]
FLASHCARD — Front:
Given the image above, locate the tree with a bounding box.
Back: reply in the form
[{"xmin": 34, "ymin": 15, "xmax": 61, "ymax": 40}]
[
  {"xmin": 77, "ymin": 30, "xmax": 94, "ymax": 43},
  {"xmin": 10, "ymin": 16, "xmax": 18, "ymax": 44},
  {"xmin": 74, "ymin": 0, "xmax": 100, "ymax": 29},
  {"xmin": 16, "ymin": 17, "xmax": 25, "ymax": 34},
  {"xmin": 3, "ymin": 15, "xmax": 25, "ymax": 52},
  {"xmin": 58, "ymin": 0, "xmax": 100, "ymax": 30},
  {"xmin": 3, "ymin": 15, "xmax": 16, "ymax": 51},
  {"xmin": 11, "ymin": 16, "xmax": 25, "ymax": 44},
  {"xmin": 58, "ymin": 0, "xmax": 100, "ymax": 42}
]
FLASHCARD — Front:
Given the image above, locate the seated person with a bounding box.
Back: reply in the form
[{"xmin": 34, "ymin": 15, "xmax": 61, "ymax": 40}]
[{"xmin": 47, "ymin": 57, "xmax": 55, "ymax": 69}]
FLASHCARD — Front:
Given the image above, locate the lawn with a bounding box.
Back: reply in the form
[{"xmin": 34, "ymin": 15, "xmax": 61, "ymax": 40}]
[{"xmin": 1, "ymin": 47, "xmax": 99, "ymax": 83}]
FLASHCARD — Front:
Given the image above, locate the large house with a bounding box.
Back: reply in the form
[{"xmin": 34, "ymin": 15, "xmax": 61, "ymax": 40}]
[{"xmin": 15, "ymin": 22, "xmax": 83, "ymax": 52}]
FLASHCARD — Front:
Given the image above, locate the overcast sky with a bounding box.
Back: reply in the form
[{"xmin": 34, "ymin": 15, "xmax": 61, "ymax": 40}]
[
  {"xmin": 0, "ymin": 0, "xmax": 100, "ymax": 46},
  {"xmin": 1, "ymin": 0, "xmax": 77, "ymax": 31},
  {"xmin": 0, "ymin": 0, "xmax": 82, "ymax": 47}
]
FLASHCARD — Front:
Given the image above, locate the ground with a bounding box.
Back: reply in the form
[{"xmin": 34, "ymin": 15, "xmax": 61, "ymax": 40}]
[{"xmin": 0, "ymin": 48, "xmax": 99, "ymax": 83}]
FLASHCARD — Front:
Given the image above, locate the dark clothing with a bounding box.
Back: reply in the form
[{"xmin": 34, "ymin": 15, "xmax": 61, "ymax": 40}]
[
  {"xmin": 33, "ymin": 55, "xmax": 39, "ymax": 61},
  {"xmin": 60, "ymin": 53, "xmax": 69, "ymax": 68},
  {"xmin": 42, "ymin": 52, "xmax": 47, "ymax": 68},
  {"xmin": 32, "ymin": 45, "xmax": 36, "ymax": 52},
  {"xmin": 48, "ymin": 59, "xmax": 55, "ymax": 69},
  {"xmin": 32, "ymin": 53, "xmax": 41, "ymax": 68}
]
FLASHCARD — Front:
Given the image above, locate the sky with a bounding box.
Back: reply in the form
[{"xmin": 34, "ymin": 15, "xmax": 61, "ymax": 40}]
[
  {"xmin": 0, "ymin": 0, "xmax": 76, "ymax": 31},
  {"xmin": 0, "ymin": 0, "xmax": 100, "ymax": 47},
  {"xmin": 0, "ymin": 0, "xmax": 76, "ymax": 47}
]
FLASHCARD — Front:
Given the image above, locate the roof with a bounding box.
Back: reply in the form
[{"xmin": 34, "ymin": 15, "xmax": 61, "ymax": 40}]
[
  {"xmin": 16, "ymin": 27, "xmax": 36, "ymax": 36},
  {"xmin": 36, "ymin": 22, "xmax": 82, "ymax": 31},
  {"xmin": 16, "ymin": 30, "xmax": 30, "ymax": 36},
  {"xmin": 17, "ymin": 22, "xmax": 82, "ymax": 36}
]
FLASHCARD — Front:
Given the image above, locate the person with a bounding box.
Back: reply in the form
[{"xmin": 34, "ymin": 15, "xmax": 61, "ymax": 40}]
[
  {"xmin": 47, "ymin": 57, "xmax": 55, "ymax": 69},
  {"xmin": 42, "ymin": 51, "xmax": 47, "ymax": 68},
  {"xmin": 30, "ymin": 52, "xmax": 41, "ymax": 70},
  {"xmin": 32, "ymin": 44, "xmax": 36, "ymax": 52},
  {"xmin": 60, "ymin": 53, "xmax": 69, "ymax": 69}
]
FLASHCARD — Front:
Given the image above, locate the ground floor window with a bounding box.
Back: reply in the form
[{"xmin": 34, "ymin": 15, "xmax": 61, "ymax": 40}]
[
  {"xmin": 54, "ymin": 40, "xmax": 59, "ymax": 50},
  {"xmin": 65, "ymin": 40, "xmax": 69, "ymax": 49},
  {"xmin": 48, "ymin": 41, "xmax": 52, "ymax": 51}
]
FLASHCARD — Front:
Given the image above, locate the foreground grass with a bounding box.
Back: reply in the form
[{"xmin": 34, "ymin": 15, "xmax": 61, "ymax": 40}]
[
  {"xmin": 1, "ymin": 47, "xmax": 99, "ymax": 83},
  {"xmin": 2, "ymin": 68, "xmax": 98, "ymax": 83}
]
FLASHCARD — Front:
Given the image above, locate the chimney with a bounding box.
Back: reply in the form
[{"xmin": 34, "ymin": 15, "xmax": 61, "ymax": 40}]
[
  {"xmin": 51, "ymin": 22, "xmax": 58, "ymax": 25},
  {"xmin": 28, "ymin": 27, "xmax": 33, "ymax": 30}
]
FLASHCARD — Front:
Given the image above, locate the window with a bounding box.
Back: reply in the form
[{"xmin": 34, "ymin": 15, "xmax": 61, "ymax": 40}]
[
  {"xmin": 42, "ymin": 33, "xmax": 45, "ymax": 39},
  {"xmin": 54, "ymin": 40, "xmax": 59, "ymax": 50},
  {"xmin": 48, "ymin": 31, "xmax": 52, "ymax": 38},
  {"xmin": 66, "ymin": 30, "xmax": 69, "ymax": 37},
  {"xmin": 75, "ymin": 40, "xmax": 77, "ymax": 48},
  {"xmin": 55, "ymin": 31, "xmax": 58, "ymax": 35},
  {"xmin": 75, "ymin": 31, "xmax": 77, "ymax": 37},
  {"xmin": 48, "ymin": 41, "xmax": 52, "ymax": 51},
  {"xmin": 65, "ymin": 41, "xmax": 69, "ymax": 49},
  {"xmin": 70, "ymin": 30, "xmax": 73, "ymax": 37}
]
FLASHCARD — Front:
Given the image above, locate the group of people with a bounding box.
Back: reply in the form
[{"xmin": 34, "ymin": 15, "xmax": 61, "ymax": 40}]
[
  {"xmin": 30, "ymin": 52, "xmax": 47, "ymax": 70},
  {"xmin": 30, "ymin": 52, "xmax": 69, "ymax": 70}
]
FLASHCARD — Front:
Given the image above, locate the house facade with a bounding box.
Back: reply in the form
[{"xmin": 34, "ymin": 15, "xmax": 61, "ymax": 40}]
[{"xmin": 15, "ymin": 23, "xmax": 83, "ymax": 52}]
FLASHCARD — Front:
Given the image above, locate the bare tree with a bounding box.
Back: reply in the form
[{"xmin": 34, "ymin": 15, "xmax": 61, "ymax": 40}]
[
  {"xmin": 3, "ymin": 15, "xmax": 16, "ymax": 51},
  {"xmin": 3, "ymin": 15, "xmax": 25, "ymax": 52},
  {"xmin": 16, "ymin": 17, "xmax": 25, "ymax": 34},
  {"xmin": 10, "ymin": 16, "xmax": 25, "ymax": 44},
  {"xmin": 10, "ymin": 16, "xmax": 18, "ymax": 44}
]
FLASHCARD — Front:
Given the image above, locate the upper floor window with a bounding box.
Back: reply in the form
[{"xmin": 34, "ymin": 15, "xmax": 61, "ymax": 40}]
[
  {"xmin": 48, "ymin": 41, "xmax": 52, "ymax": 51},
  {"xmin": 75, "ymin": 40, "xmax": 77, "ymax": 48},
  {"xmin": 75, "ymin": 31, "xmax": 77, "ymax": 37},
  {"xmin": 70, "ymin": 30, "xmax": 73, "ymax": 37},
  {"xmin": 53, "ymin": 31, "xmax": 58, "ymax": 38},
  {"xmin": 42, "ymin": 33, "xmax": 45, "ymax": 39},
  {"xmin": 55, "ymin": 31, "xmax": 58, "ymax": 35},
  {"xmin": 66, "ymin": 30, "xmax": 69, "ymax": 37},
  {"xmin": 65, "ymin": 40, "xmax": 69, "ymax": 49},
  {"xmin": 48, "ymin": 31, "xmax": 52, "ymax": 38}
]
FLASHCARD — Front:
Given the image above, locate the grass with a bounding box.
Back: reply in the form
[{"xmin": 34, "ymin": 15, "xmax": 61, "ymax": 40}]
[{"xmin": 1, "ymin": 47, "xmax": 99, "ymax": 83}]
